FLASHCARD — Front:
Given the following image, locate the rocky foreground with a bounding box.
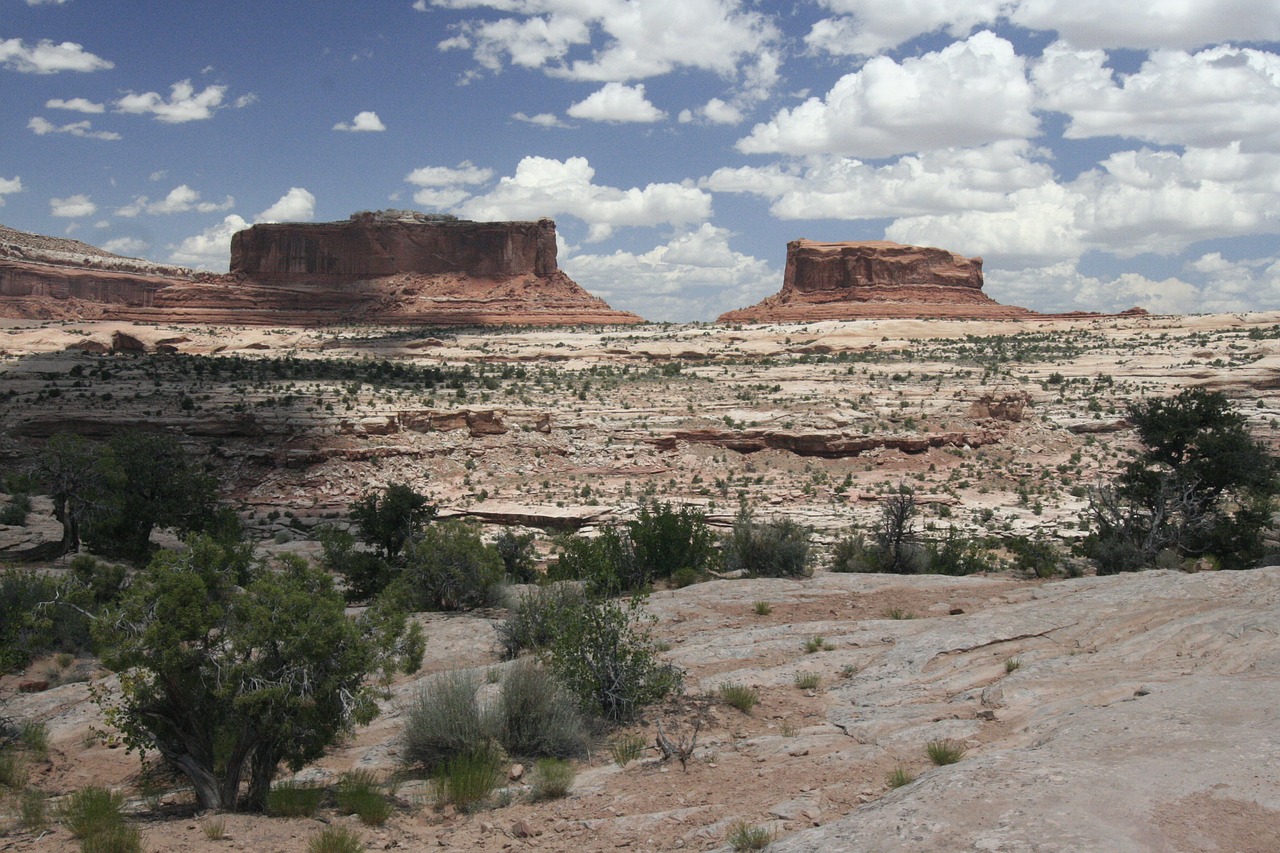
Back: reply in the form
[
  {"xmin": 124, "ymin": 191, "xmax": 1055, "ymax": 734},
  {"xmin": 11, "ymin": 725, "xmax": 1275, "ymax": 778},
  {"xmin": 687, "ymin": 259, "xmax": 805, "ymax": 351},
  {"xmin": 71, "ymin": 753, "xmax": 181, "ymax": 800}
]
[{"xmin": 5, "ymin": 567, "xmax": 1279, "ymax": 852}]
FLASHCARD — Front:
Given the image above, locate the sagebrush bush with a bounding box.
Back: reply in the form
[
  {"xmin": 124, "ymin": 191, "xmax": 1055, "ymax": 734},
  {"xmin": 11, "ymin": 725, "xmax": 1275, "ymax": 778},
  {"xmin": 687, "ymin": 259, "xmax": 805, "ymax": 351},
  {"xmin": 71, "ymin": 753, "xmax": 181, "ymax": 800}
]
[
  {"xmin": 495, "ymin": 583, "xmax": 586, "ymax": 660},
  {"xmin": 401, "ymin": 669, "xmax": 490, "ymax": 772},
  {"xmin": 495, "ymin": 659, "xmax": 589, "ymax": 760},
  {"xmin": 724, "ymin": 509, "xmax": 812, "ymax": 578}
]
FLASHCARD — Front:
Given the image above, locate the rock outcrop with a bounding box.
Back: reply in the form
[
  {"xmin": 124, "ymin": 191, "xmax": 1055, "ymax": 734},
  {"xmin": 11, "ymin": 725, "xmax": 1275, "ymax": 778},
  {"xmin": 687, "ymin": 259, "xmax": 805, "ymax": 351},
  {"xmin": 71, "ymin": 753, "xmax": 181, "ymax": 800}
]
[
  {"xmin": 719, "ymin": 239, "xmax": 1034, "ymax": 323},
  {"xmin": 0, "ymin": 217, "xmax": 641, "ymax": 326}
]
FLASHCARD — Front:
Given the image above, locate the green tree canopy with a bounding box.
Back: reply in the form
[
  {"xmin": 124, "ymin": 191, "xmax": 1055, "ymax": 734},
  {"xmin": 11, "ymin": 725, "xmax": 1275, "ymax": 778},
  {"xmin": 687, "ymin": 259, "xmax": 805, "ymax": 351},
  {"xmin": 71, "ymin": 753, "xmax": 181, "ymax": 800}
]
[
  {"xmin": 93, "ymin": 537, "xmax": 422, "ymax": 812},
  {"xmin": 1086, "ymin": 388, "xmax": 1280, "ymax": 572}
]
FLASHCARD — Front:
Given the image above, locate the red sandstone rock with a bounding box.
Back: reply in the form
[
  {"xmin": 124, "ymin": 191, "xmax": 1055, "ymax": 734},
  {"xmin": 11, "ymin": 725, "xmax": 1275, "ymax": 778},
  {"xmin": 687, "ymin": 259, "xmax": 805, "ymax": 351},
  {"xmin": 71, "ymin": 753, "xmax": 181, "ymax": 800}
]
[
  {"xmin": 719, "ymin": 239, "xmax": 1033, "ymax": 323},
  {"xmin": 0, "ymin": 217, "xmax": 641, "ymax": 326}
]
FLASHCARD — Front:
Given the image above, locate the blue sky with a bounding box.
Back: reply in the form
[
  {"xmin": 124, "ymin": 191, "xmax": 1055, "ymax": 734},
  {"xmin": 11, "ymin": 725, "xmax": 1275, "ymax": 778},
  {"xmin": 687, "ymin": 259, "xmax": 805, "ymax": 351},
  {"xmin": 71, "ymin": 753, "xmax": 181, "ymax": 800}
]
[{"xmin": 3, "ymin": 0, "xmax": 1279, "ymax": 321}]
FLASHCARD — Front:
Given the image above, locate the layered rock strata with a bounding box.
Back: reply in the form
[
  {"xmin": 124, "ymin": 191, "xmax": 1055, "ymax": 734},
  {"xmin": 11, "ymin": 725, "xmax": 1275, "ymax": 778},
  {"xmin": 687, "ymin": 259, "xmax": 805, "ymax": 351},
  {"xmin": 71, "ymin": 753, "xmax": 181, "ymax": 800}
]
[
  {"xmin": 0, "ymin": 217, "xmax": 641, "ymax": 326},
  {"xmin": 719, "ymin": 239, "xmax": 1033, "ymax": 323}
]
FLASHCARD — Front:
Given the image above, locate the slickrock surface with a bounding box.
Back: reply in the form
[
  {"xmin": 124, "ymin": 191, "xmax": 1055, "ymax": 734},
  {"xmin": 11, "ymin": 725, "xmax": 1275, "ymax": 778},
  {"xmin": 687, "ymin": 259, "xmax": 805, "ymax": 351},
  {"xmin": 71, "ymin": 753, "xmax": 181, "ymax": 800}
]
[
  {"xmin": 719, "ymin": 239, "xmax": 1033, "ymax": 323},
  {"xmin": 6, "ymin": 569, "xmax": 1279, "ymax": 852},
  {"xmin": 0, "ymin": 218, "xmax": 641, "ymax": 326}
]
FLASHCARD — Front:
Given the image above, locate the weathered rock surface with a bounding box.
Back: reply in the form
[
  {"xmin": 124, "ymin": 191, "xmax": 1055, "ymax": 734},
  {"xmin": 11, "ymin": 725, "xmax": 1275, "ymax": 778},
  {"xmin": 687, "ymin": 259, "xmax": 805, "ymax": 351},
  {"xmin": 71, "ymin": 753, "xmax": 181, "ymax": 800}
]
[
  {"xmin": 719, "ymin": 239, "xmax": 1033, "ymax": 323},
  {"xmin": 0, "ymin": 218, "xmax": 641, "ymax": 326}
]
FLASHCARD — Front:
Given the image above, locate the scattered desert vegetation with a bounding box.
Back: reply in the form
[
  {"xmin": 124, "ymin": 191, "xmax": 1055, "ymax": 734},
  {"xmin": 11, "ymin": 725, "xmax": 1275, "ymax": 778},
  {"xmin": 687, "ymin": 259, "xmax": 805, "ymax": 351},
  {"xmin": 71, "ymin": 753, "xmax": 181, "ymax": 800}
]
[{"xmin": 2, "ymin": 314, "xmax": 1280, "ymax": 850}]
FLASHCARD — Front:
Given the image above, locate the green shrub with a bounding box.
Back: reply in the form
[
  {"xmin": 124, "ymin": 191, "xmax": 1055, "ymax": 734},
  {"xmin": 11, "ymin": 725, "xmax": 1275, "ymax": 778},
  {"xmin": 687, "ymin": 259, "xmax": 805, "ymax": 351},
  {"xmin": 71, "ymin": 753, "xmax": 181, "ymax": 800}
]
[
  {"xmin": 529, "ymin": 758, "xmax": 575, "ymax": 800},
  {"xmin": 628, "ymin": 501, "xmax": 720, "ymax": 584},
  {"xmin": 495, "ymin": 583, "xmax": 586, "ymax": 660},
  {"xmin": 547, "ymin": 595, "xmax": 682, "ymax": 723},
  {"xmin": 727, "ymin": 821, "xmax": 772, "ymax": 851},
  {"xmin": 717, "ymin": 683, "xmax": 759, "ymax": 714},
  {"xmin": 669, "ymin": 566, "xmax": 702, "ymax": 588},
  {"xmin": 494, "ymin": 530, "xmax": 538, "ymax": 584},
  {"xmin": 434, "ymin": 744, "xmax": 503, "ymax": 809},
  {"xmin": 724, "ymin": 508, "xmax": 812, "ymax": 578},
  {"xmin": 494, "ymin": 659, "xmax": 589, "ymax": 760},
  {"xmin": 752, "ymin": 601, "xmax": 772, "ymax": 616},
  {"xmin": 925, "ymin": 738, "xmax": 966, "ymax": 766},
  {"xmin": 546, "ymin": 526, "xmax": 643, "ymax": 595},
  {"xmin": 392, "ymin": 521, "xmax": 506, "ymax": 611},
  {"xmin": 401, "ymin": 669, "xmax": 490, "ymax": 773},
  {"xmin": 60, "ymin": 786, "xmax": 126, "ymax": 838},
  {"xmin": 307, "ymin": 825, "xmax": 365, "ymax": 853},
  {"xmin": 266, "ymin": 781, "xmax": 324, "ymax": 817},
  {"xmin": 925, "ymin": 531, "xmax": 996, "ymax": 576},
  {"xmin": 80, "ymin": 823, "xmax": 142, "ymax": 853},
  {"xmin": 1008, "ymin": 535, "xmax": 1061, "ymax": 578},
  {"xmin": 830, "ymin": 530, "xmax": 875, "ymax": 573},
  {"xmin": 608, "ymin": 733, "xmax": 648, "ymax": 767},
  {"xmin": 0, "ymin": 492, "xmax": 31, "ymax": 526},
  {"xmin": 335, "ymin": 770, "xmax": 392, "ymax": 826},
  {"xmin": 0, "ymin": 570, "xmax": 95, "ymax": 673}
]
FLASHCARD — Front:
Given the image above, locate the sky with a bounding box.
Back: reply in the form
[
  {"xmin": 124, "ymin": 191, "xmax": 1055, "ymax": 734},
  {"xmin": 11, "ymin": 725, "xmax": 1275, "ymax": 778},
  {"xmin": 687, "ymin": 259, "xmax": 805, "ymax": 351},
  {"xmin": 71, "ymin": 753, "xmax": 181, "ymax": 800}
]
[{"xmin": 3, "ymin": 0, "xmax": 1280, "ymax": 322}]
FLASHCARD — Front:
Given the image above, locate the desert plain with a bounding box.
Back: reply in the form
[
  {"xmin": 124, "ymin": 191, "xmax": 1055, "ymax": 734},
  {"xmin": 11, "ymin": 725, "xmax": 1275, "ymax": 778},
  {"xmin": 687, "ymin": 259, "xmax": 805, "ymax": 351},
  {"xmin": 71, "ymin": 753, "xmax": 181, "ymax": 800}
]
[{"xmin": 2, "ymin": 310, "xmax": 1280, "ymax": 852}]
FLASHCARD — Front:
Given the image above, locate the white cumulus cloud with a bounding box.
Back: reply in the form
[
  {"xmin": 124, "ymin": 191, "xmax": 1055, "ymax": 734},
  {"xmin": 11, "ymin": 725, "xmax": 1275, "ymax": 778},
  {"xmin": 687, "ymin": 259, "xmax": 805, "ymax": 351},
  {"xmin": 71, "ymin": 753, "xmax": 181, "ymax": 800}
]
[
  {"xmin": 454, "ymin": 155, "xmax": 712, "ymax": 242},
  {"xmin": 50, "ymin": 194, "xmax": 96, "ymax": 218},
  {"xmin": 116, "ymin": 185, "xmax": 235, "ymax": 216},
  {"xmin": 0, "ymin": 37, "xmax": 113, "ymax": 73},
  {"xmin": 255, "ymin": 187, "xmax": 317, "ymax": 222},
  {"xmin": 1034, "ymin": 42, "xmax": 1280, "ymax": 150},
  {"xmin": 46, "ymin": 97, "xmax": 106, "ymax": 113},
  {"xmin": 116, "ymin": 80, "xmax": 228, "ymax": 123},
  {"xmin": 513, "ymin": 111, "xmax": 569, "ymax": 128},
  {"xmin": 100, "ymin": 237, "xmax": 150, "ymax": 257},
  {"xmin": 169, "ymin": 214, "xmax": 249, "ymax": 270},
  {"xmin": 705, "ymin": 140, "xmax": 1056, "ymax": 221},
  {"xmin": 567, "ymin": 82, "xmax": 665, "ymax": 123},
  {"xmin": 564, "ymin": 223, "xmax": 777, "ymax": 321},
  {"xmin": 27, "ymin": 116, "xmax": 120, "ymax": 139},
  {"xmin": 0, "ymin": 176, "xmax": 22, "ymax": 205},
  {"xmin": 433, "ymin": 0, "xmax": 778, "ymax": 90},
  {"xmin": 1008, "ymin": 0, "xmax": 1280, "ymax": 50},
  {"xmin": 737, "ymin": 32, "xmax": 1038, "ymax": 158},
  {"xmin": 405, "ymin": 162, "xmax": 494, "ymax": 207},
  {"xmin": 333, "ymin": 110, "xmax": 386, "ymax": 132},
  {"xmin": 805, "ymin": 0, "xmax": 1006, "ymax": 57}
]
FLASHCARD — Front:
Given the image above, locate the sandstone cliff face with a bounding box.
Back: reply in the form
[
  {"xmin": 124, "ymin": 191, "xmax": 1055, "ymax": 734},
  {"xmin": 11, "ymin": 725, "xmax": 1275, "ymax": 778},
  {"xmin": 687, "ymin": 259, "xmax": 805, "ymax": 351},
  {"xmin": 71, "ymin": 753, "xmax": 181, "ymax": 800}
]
[
  {"xmin": 230, "ymin": 217, "xmax": 559, "ymax": 281},
  {"xmin": 0, "ymin": 218, "xmax": 640, "ymax": 326},
  {"xmin": 719, "ymin": 239, "xmax": 1033, "ymax": 323}
]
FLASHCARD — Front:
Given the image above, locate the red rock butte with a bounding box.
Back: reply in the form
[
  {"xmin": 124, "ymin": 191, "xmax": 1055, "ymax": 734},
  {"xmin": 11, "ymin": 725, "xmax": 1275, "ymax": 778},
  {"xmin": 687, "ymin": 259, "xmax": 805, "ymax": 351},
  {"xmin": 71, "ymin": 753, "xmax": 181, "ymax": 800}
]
[
  {"xmin": 718, "ymin": 239, "xmax": 1035, "ymax": 323},
  {"xmin": 0, "ymin": 215, "xmax": 642, "ymax": 326}
]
